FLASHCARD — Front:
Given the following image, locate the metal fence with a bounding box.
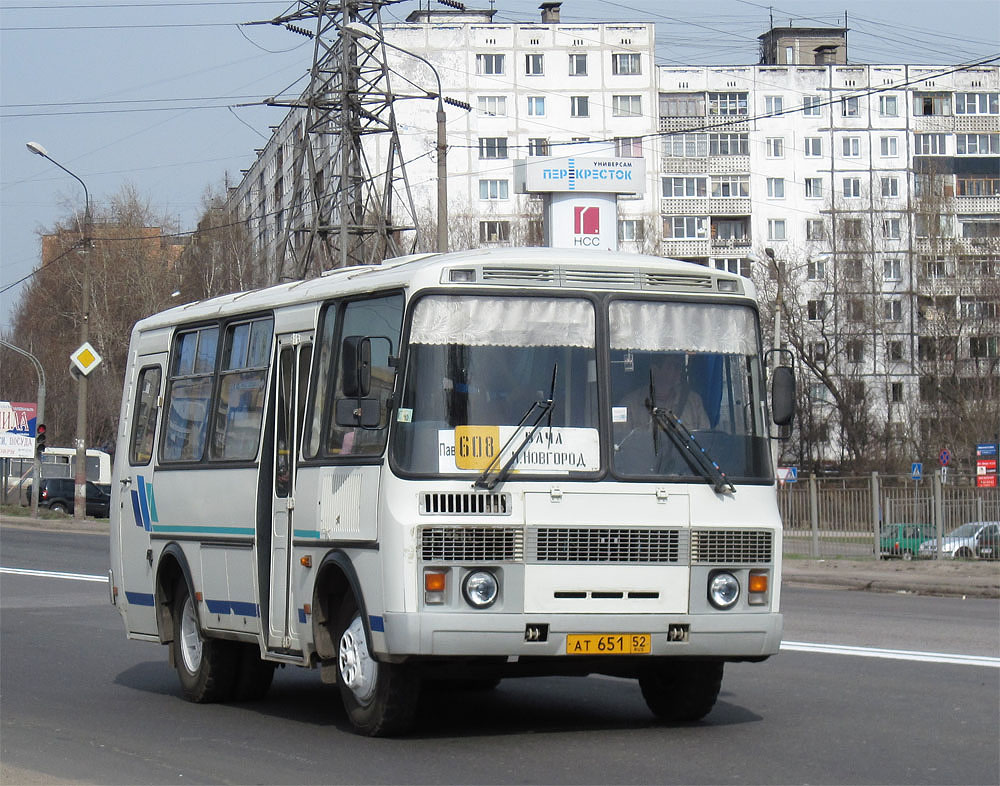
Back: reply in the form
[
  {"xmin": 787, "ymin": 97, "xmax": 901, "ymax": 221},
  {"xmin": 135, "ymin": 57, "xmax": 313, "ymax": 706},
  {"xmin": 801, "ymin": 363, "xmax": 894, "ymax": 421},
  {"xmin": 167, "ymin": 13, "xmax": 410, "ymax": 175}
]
[{"xmin": 779, "ymin": 472, "xmax": 1000, "ymax": 559}]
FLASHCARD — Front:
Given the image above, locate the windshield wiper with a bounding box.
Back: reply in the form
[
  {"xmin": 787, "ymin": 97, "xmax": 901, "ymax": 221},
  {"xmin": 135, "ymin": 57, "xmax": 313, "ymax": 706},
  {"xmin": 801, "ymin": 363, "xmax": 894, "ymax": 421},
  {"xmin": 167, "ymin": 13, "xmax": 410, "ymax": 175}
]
[
  {"xmin": 647, "ymin": 371, "xmax": 735, "ymax": 495},
  {"xmin": 474, "ymin": 364, "xmax": 557, "ymax": 490}
]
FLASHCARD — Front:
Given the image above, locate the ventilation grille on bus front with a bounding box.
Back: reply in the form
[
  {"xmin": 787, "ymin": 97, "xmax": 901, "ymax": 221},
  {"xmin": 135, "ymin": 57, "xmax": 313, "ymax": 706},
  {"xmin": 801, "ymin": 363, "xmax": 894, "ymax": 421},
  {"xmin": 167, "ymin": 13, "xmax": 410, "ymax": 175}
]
[
  {"xmin": 528, "ymin": 527, "xmax": 685, "ymax": 564},
  {"xmin": 420, "ymin": 492, "xmax": 510, "ymax": 515},
  {"xmin": 421, "ymin": 527, "xmax": 524, "ymax": 562},
  {"xmin": 479, "ymin": 266, "xmax": 718, "ymax": 291},
  {"xmin": 643, "ymin": 272, "xmax": 714, "ymax": 290},
  {"xmin": 690, "ymin": 529, "xmax": 773, "ymax": 565}
]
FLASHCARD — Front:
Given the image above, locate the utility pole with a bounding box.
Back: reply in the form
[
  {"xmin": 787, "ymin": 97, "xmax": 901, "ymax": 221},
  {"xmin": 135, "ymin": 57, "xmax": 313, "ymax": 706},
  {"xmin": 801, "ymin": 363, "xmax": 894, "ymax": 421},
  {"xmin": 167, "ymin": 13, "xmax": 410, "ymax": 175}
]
[{"xmin": 256, "ymin": 0, "xmax": 420, "ymax": 280}]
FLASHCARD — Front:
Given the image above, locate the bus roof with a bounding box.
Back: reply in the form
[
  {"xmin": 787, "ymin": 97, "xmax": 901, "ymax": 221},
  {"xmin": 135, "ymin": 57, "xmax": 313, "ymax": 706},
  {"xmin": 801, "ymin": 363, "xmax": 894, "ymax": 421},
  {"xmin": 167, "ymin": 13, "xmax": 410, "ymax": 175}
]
[{"xmin": 135, "ymin": 248, "xmax": 754, "ymax": 333}]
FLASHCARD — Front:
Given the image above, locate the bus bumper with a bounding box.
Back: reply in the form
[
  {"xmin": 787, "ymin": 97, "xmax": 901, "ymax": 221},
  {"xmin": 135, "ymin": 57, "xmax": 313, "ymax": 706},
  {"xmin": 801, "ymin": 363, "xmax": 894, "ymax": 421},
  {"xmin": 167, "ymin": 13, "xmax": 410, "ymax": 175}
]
[{"xmin": 380, "ymin": 611, "xmax": 782, "ymax": 660}]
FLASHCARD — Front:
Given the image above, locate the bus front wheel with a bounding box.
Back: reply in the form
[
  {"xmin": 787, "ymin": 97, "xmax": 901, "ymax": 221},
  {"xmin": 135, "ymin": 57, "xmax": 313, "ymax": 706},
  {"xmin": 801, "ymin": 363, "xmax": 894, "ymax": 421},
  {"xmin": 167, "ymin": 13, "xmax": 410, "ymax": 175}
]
[
  {"xmin": 638, "ymin": 660, "xmax": 724, "ymax": 722},
  {"xmin": 335, "ymin": 595, "xmax": 419, "ymax": 736},
  {"xmin": 171, "ymin": 579, "xmax": 237, "ymax": 703}
]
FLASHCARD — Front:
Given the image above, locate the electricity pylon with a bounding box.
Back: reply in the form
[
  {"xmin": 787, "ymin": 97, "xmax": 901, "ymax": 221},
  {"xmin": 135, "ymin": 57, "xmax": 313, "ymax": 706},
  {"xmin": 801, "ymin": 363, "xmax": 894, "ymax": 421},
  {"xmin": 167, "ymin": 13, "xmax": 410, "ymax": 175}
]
[{"xmin": 263, "ymin": 0, "xmax": 418, "ymax": 279}]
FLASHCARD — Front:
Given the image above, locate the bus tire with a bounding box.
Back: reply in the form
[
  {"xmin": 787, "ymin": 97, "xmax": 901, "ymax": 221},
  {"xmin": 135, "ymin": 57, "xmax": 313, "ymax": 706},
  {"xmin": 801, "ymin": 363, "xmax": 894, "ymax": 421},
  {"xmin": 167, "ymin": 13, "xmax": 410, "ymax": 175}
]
[
  {"xmin": 335, "ymin": 595, "xmax": 419, "ymax": 737},
  {"xmin": 232, "ymin": 643, "xmax": 276, "ymax": 702},
  {"xmin": 171, "ymin": 579, "xmax": 238, "ymax": 703},
  {"xmin": 638, "ymin": 660, "xmax": 724, "ymax": 723}
]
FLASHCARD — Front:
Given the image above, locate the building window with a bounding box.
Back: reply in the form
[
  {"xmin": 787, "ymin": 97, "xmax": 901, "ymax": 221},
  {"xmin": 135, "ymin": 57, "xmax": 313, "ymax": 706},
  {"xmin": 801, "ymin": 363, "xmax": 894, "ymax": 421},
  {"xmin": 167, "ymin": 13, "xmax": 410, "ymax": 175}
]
[
  {"xmin": 477, "ymin": 95, "xmax": 507, "ymax": 116},
  {"xmin": 806, "ymin": 219, "xmax": 826, "ymax": 241},
  {"xmin": 884, "ymin": 299, "xmax": 903, "ymax": 322},
  {"xmin": 879, "ymin": 95, "xmax": 898, "ymax": 117},
  {"xmin": 767, "ymin": 177, "xmax": 785, "ymax": 199},
  {"xmin": 767, "ymin": 219, "xmax": 786, "ymax": 241},
  {"xmin": 528, "ymin": 138, "xmax": 549, "ymax": 156},
  {"xmin": 527, "ymin": 96, "xmax": 545, "ymax": 116},
  {"xmin": 914, "ymin": 93, "xmax": 951, "ymax": 116},
  {"xmin": 843, "ymin": 177, "xmax": 862, "ymax": 198},
  {"xmin": 891, "ymin": 382, "xmax": 903, "ymax": 402},
  {"xmin": 970, "ymin": 337, "xmax": 999, "ymax": 358},
  {"xmin": 915, "ymin": 133, "xmax": 947, "ymax": 155},
  {"xmin": 807, "ymin": 300, "xmax": 826, "ymax": 320},
  {"xmin": 960, "ymin": 217, "xmax": 1000, "ymax": 239},
  {"xmin": 915, "ymin": 213, "xmax": 951, "ymax": 238},
  {"xmin": 612, "ymin": 53, "xmax": 641, "ymax": 75},
  {"xmin": 612, "ymin": 95, "xmax": 642, "ymax": 117},
  {"xmin": 478, "ymin": 137, "xmax": 508, "ymax": 159},
  {"xmin": 956, "ymin": 133, "xmax": 1000, "ymax": 155},
  {"xmin": 887, "ymin": 341, "xmax": 904, "ymax": 361},
  {"xmin": 708, "ymin": 92, "xmax": 748, "ymax": 116},
  {"xmin": 883, "ymin": 218, "xmax": 901, "ymax": 239},
  {"xmin": 524, "ymin": 53, "xmax": 544, "ymax": 75},
  {"xmin": 568, "ymin": 53, "xmax": 587, "ymax": 76},
  {"xmin": 766, "ymin": 137, "xmax": 784, "ymax": 158},
  {"xmin": 961, "ymin": 296, "xmax": 999, "ymax": 319},
  {"xmin": 847, "ymin": 298, "xmax": 866, "ymax": 321},
  {"xmin": 710, "ymin": 175, "xmax": 749, "ymax": 197},
  {"xmin": 479, "ymin": 220, "xmax": 510, "ymax": 244},
  {"xmin": 570, "ymin": 96, "xmax": 590, "ymax": 117},
  {"xmin": 883, "ymin": 259, "xmax": 902, "ymax": 280},
  {"xmin": 957, "ymin": 176, "xmax": 1000, "ymax": 196},
  {"xmin": 764, "ymin": 95, "xmax": 783, "ymax": 116},
  {"xmin": 708, "ymin": 133, "xmax": 748, "ymax": 156},
  {"xmin": 841, "ymin": 96, "xmax": 860, "ymax": 116},
  {"xmin": 665, "ymin": 133, "xmax": 708, "ymax": 157},
  {"xmin": 659, "ymin": 93, "xmax": 705, "ymax": 117},
  {"xmin": 881, "ymin": 176, "xmax": 899, "ymax": 197},
  {"xmin": 803, "ymin": 95, "xmax": 822, "ymax": 116},
  {"xmin": 618, "ymin": 218, "xmax": 644, "ymax": 242},
  {"xmin": 713, "ymin": 219, "xmax": 749, "ymax": 242},
  {"xmin": 809, "ymin": 342, "xmax": 827, "ymax": 363},
  {"xmin": 663, "ymin": 176, "xmax": 707, "ymax": 197},
  {"xmin": 663, "ymin": 215, "xmax": 709, "ymax": 239},
  {"xmin": 847, "ymin": 340, "xmax": 864, "ymax": 363},
  {"xmin": 807, "ymin": 259, "xmax": 826, "ymax": 279},
  {"xmin": 805, "ymin": 178, "xmax": 823, "ymax": 199},
  {"xmin": 479, "ymin": 179, "xmax": 509, "ymax": 200},
  {"xmin": 804, "ymin": 137, "xmax": 822, "ymax": 157},
  {"xmin": 842, "ymin": 219, "xmax": 865, "ymax": 240},
  {"xmin": 842, "ymin": 137, "xmax": 861, "ymax": 157},
  {"xmin": 614, "ymin": 136, "xmax": 643, "ymax": 157},
  {"xmin": 955, "ymin": 92, "xmax": 999, "ymax": 115},
  {"xmin": 880, "ymin": 136, "xmax": 898, "ymax": 157},
  {"xmin": 712, "ymin": 258, "xmax": 750, "ymax": 277},
  {"xmin": 476, "ymin": 53, "xmax": 505, "ymax": 75}
]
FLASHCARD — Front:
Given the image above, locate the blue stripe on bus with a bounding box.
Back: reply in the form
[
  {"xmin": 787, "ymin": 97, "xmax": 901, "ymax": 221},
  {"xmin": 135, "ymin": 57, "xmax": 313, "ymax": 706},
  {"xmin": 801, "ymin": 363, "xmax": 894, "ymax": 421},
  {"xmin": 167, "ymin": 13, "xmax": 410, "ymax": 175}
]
[
  {"xmin": 150, "ymin": 525, "xmax": 255, "ymax": 536},
  {"xmin": 205, "ymin": 599, "xmax": 260, "ymax": 617},
  {"xmin": 130, "ymin": 490, "xmax": 144, "ymax": 530},
  {"xmin": 125, "ymin": 591, "xmax": 155, "ymax": 606},
  {"xmin": 145, "ymin": 480, "xmax": 158, "ymax": 523},
  {"xmin": 293, "ymin": 529, "xmax": 321, "ymax": 539},
  {"xmin": 136, "ymin": 474, "xmax": 151, "ymax": 531},
  {"xmin": 369, "ymin": 615, "xmax": 384, "ymax": 633}
]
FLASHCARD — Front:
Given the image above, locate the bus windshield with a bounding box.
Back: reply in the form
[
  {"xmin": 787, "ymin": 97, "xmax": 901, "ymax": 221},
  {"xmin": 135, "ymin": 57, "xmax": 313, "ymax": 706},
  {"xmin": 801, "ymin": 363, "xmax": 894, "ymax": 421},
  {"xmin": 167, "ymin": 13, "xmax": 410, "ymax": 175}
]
[{"xmin": 391, "ymin": 294, "xmax": 771, "ymax": 483}]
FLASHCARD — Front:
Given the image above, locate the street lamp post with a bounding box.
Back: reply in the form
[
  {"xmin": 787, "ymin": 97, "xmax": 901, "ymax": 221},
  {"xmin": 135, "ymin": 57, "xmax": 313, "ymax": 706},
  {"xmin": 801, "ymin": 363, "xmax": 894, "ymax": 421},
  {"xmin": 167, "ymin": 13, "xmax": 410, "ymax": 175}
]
[
  {"xmin": 343, "ymin": 23, "xmax": 461, "ymax": 254},
  {"xmin": 27, "ymin": 141, "xmax": 91, "ymax": 520}
]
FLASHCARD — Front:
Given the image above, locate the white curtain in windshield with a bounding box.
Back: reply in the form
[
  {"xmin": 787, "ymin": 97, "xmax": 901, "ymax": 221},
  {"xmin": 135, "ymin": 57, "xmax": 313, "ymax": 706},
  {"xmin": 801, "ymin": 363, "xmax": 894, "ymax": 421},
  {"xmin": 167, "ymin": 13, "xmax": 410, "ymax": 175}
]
[
  {"xmin": 411, "ymin": 295, "xmax": 595, "ymax": 348},
  {"xmin": 610, "ymin": 302, "xmax": 757, "ymax": 354}
]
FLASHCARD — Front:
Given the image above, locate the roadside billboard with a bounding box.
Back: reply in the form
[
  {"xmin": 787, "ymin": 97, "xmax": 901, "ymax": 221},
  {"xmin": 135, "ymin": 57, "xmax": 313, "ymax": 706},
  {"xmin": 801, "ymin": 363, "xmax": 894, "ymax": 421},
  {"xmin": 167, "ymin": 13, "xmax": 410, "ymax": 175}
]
[{"xmin": 0, "ymin": 401, "xmax": 37, "ymax": 459}]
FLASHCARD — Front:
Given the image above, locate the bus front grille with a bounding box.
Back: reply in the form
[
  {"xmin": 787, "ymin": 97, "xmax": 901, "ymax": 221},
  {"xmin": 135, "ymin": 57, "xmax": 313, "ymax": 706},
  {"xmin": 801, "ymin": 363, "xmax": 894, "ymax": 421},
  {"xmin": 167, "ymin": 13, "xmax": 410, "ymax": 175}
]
[
  {"xmin": 420, "ymin": 492, "xmax": 510, "ymax": 515},
  {"xmin": 691, "ymin": 529, "xmax": 773, "ymax": 565},
  {"xmin": 529, "ymin": 527, "xmax": 683, "ymax": 564},
  {"xmin": 421, "ymin": 527, "xmax": 524, "ymax": 562}
]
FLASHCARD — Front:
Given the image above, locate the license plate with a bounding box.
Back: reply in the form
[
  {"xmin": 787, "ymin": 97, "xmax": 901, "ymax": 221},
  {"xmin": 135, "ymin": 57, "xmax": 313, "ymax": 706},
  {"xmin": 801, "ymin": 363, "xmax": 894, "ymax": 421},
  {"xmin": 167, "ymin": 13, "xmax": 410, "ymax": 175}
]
[{"xmin": 566, "ymin": 633, "xmax": 651, "ymax": 655}]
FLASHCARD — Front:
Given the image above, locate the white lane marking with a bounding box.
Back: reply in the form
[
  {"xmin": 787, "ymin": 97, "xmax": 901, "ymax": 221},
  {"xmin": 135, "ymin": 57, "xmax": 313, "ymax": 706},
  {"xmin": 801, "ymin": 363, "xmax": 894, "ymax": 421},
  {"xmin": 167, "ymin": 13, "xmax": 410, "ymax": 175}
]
[
  {"xmin": 1, "ymin": 566, "xmax": 108, "ymax": 583},
  {"xmin": 782, "ymin": 640, "xmax": 1000, "ymax": 668}
]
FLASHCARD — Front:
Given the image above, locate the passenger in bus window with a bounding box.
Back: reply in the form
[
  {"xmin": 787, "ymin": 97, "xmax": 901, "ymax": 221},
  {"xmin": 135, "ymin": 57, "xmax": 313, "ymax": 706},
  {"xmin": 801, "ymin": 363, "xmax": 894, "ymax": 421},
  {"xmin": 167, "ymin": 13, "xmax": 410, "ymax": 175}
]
[{"xmin": 621, "ymin": 353, "xmax": 709, "ymax": 431}]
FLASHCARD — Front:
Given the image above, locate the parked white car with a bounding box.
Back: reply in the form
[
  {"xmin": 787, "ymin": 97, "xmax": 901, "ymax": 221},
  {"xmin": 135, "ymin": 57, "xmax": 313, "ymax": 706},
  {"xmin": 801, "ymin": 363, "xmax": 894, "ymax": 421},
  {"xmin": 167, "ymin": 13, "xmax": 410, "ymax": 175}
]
[{"xmin": 918, "ymin": 521, "xmax": 1000, "ymax": 560}]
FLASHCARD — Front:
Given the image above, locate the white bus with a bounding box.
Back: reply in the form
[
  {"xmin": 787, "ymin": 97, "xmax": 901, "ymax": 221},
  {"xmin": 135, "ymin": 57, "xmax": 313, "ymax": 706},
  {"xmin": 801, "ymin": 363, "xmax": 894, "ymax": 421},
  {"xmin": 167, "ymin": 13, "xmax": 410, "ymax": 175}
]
[{"xmin": 110, "ymin": 248, "xmax": 794, "ymax": 736}]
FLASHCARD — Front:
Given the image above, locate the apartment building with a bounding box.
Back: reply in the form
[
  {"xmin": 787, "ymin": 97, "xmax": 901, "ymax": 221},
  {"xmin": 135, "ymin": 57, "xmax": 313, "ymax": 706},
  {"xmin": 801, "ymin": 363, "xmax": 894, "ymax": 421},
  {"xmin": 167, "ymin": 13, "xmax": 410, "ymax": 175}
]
[{"xmin": 227, "ymin": 9, "xmax": 998, "ymax": 466}]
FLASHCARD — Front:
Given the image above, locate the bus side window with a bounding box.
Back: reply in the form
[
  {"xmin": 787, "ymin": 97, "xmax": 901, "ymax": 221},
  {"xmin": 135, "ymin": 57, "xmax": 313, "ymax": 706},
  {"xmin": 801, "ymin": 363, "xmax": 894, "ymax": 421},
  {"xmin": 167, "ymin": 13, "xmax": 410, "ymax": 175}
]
[
  {"xmin": 325, "ymin": 293, "xmax": 403, "ymax": 457},
  {"xmin": 129, "ymin": 366, "xmax": 162, "ymax": 466}
]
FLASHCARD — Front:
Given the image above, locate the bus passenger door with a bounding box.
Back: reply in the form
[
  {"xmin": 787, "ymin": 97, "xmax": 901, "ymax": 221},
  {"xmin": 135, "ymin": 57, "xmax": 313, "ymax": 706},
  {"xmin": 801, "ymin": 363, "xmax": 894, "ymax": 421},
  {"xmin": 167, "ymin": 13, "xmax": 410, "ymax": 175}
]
[{"xmin": 267, "ymin": 334, "xmax": 311, "ymax": 651}]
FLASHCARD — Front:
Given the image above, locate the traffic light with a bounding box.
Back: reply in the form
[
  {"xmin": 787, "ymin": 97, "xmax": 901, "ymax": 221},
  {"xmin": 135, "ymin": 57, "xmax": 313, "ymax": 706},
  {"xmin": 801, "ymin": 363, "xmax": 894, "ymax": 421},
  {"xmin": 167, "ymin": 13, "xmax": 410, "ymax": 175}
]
[{"xmin": 35, "ymin": 424, "xmax": 46, "ymax": 456}]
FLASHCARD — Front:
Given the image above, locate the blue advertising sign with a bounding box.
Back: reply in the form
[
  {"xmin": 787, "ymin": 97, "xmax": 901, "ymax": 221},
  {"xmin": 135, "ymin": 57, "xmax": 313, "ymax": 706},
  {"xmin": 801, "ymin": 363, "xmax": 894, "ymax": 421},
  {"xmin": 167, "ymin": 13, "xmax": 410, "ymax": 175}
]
[{"xmin": 977, "ymin": 442, "xmax": 998, "ymax": 458}]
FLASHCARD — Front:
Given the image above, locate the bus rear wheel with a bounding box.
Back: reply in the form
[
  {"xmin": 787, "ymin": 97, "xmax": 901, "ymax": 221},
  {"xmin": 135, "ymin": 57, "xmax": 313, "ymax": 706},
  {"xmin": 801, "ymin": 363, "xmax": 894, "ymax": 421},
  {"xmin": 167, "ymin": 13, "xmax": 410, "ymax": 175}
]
[
  {"xmin": 335, "ymin": 595, "xmax": 419, "ymax": 737},
  {"xmin": 638, "ymin": 660, "xmax": 724, "ymax": 723},
  {"xmin": 171, "ymin": 579, "xmax": 237, "ymax": 703}
]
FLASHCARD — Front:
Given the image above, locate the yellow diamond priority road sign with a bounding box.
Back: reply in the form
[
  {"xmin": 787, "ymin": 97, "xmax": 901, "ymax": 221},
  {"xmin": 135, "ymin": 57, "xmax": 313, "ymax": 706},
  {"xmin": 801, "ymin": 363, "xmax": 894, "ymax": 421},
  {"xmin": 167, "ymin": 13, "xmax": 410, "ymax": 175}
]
[{"xmin": 70, "ymin": 342, "xmax": 103, "ymax": 376}]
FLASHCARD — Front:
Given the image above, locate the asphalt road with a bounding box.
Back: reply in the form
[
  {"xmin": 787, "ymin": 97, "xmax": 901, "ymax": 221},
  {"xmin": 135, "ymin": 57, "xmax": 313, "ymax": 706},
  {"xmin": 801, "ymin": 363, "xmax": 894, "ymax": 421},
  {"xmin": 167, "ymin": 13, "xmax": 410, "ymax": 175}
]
[{"xmin": 2, "ymin": 526, "xmax": 998, "ymax": 785}]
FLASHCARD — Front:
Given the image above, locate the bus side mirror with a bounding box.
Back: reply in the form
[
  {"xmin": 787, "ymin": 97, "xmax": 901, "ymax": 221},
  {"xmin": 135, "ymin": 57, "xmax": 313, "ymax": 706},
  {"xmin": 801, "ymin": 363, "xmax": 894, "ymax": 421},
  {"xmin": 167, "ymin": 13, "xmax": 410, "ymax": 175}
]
[
  {"xmin": 771, "ymin": 366, "xmax": 796, "ymax": 427},
  {"xmin": 342, "ymin": 336, "xmax": 371, "ymax": 398}
]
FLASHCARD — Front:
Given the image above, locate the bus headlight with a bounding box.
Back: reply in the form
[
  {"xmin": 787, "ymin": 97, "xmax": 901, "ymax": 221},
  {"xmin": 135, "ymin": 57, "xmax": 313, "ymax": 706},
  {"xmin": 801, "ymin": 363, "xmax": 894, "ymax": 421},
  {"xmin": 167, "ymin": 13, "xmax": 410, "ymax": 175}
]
[
  {"xmin": 707, "ymin": 571, "xmax": 740, "ymax": 609},
  {"xmin": 462, "ymin": 570, "xmax": 499, "ymax": 609}
]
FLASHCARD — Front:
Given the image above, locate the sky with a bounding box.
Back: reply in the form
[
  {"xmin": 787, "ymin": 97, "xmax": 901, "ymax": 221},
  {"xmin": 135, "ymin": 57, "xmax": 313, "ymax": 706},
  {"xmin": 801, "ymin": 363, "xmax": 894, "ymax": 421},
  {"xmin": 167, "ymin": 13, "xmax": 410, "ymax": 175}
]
[{"xmin": 2, "ymin": 0, "xmax": 998, "ymax": 331}]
